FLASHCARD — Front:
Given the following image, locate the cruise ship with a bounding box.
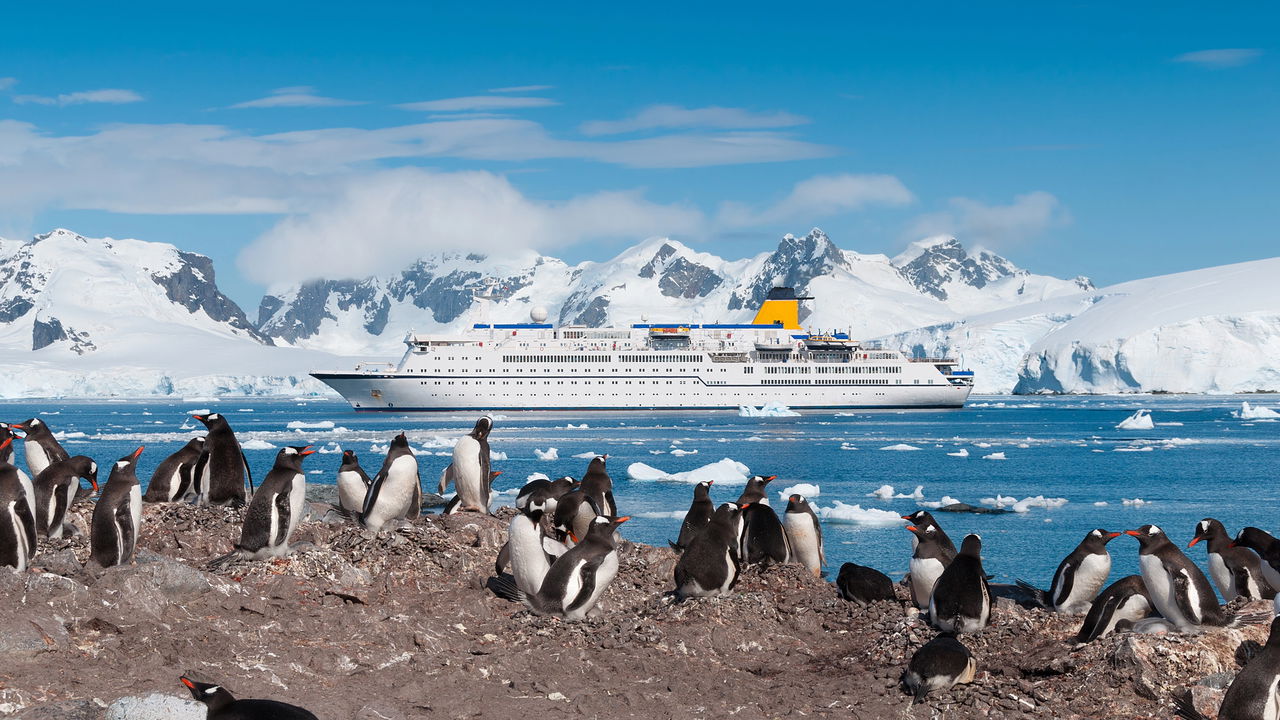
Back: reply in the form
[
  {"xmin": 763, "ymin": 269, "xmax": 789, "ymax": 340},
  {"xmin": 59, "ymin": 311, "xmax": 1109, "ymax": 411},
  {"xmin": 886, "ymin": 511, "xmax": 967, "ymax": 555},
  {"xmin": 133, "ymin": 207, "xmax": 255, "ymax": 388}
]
[{"xmin": 311, "ymin": 287, "xmax": 974, "ymax": 411}]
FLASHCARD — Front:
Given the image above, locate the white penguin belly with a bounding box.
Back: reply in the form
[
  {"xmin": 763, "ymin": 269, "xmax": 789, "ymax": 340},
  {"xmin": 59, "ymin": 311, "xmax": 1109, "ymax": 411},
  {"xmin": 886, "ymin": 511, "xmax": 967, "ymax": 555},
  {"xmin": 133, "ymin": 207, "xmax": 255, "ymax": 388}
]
[
  {"xmin": 911, "ymin": 557, "xmax": 945, "ymax": 608},
  {"xmin": 197, "ymin": 462, "xmax": 212, "ymax": 503},
  {"xmin": 450, "ymin": 437, "xmax": 484, "ymax": 509},
  {"xmin": 366, "ymin": 456, "xmax": 418, "ymax": 530},
  {"xmin": 129, "ymin": 485, "xmax": 142, "ymax": 546},
  {"xmin": 1108, "ymin": 594, "xmax": 1153, "ymax": 636},
  {"xmin": 1207, "ymin": 553, "xmax": 1236, "ymax": 601},
  {"xmin": 509, "ymin": 518, "xmax": 551, "ymax": 595},
  {"xmin": 718, "ymin": 547, "xmax": 737, "ymax": 595},
  {"xmin": 784, "ymin": 513, "xmax": 822, "ymax": 575},
  {"xmin": 166, "ymin": 468, "xmax": 183, "ymax": 501},
  {"xmin": 285, "ymin": 473, "xmax": 305, "ymax": 547},
  {"xmin": 8, "ymin": 501, "xmax": 28, "ymax": 571},
  {"xmin": 336, "ymin": 471, "xmax": 366, "ymax": 513},
  {"xmin": 1139, "ymin": 555, "xmax": 1196, "ymax": 628},
  {"xmin": 564, "ymin": 552, "xmax": 618, "ymax": 621},
  {"xmin": 25, "ymin": 444, "xmax": 50, "ymax": 478},
  {"xmin": 1058, "ymin": 554, "xmax": 1111, "ymax": 613}
]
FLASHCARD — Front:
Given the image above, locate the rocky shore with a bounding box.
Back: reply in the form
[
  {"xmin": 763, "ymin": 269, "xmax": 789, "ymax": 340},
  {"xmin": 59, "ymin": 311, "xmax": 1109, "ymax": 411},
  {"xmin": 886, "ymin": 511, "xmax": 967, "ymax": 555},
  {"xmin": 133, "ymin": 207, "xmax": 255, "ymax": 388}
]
[{"xmin": 2, "ymin": 499, "xmax": 1268, "ymax": 719}]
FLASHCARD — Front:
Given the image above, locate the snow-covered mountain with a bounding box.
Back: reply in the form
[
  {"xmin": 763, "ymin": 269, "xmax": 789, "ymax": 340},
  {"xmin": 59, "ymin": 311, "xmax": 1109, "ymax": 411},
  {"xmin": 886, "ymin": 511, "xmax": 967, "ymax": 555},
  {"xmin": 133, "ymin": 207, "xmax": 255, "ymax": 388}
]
[
  {"xmin": 886, "ymin": 257, "xmax": 1280, "ymax": 394},
  {"xmin": 257, "ymin": 229, "xmax": 1091, "ymax": 354},
  {"xmin": 0, "ymin": 229, "xmax": 341, "ymax": 397}
]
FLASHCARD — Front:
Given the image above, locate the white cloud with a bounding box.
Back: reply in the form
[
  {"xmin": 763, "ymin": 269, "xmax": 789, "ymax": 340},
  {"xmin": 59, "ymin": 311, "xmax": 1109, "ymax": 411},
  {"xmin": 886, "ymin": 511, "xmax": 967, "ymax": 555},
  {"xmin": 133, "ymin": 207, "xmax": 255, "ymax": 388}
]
[
  {"xmin": 397, "ymin": 96, "xmax": 558, "ymax": 112},
  {"xmin": 237, "ymin": 168, "xmax": 704, "ymax": 287},
  {"xmin": 907, "ymin": 191, "xmax": 1068, "ymax": 249},
  {"xmin": 717, "ymin": 173, "xmax": 914, "ymax": 227},
  {"xmin": 13, "ymin": 88, "xmax": 143, "ymax": 106},
  {"xmin": 489, "ymin": 84, "xmax": 554, "ymax": 93},
  {"xmin": 581, "ymin": 104, "xmax": 808, "ymax": 136},
  {"xmin": 1172, "ymin": 48, "xmax": 1263, "ymax": 68},
  {"xmin": 0, "ymin": 77, "xmax": 15, "ymax": 91},
  {"xmin": 230, "ymin": 86, "xmax": 365, "ymax": 108}
]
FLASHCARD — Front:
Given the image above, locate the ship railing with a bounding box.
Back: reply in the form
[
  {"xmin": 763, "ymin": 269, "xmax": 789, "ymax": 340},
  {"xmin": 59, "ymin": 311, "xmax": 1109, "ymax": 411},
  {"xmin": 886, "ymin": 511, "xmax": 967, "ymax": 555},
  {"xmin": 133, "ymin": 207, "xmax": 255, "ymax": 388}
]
[
  {"xmin": 353, "ymin": 361, "xmax": 397, "ymax": 372},
  {"xmin": 908, "ymin": 357, "xmax": 958, "ymax": 364}
]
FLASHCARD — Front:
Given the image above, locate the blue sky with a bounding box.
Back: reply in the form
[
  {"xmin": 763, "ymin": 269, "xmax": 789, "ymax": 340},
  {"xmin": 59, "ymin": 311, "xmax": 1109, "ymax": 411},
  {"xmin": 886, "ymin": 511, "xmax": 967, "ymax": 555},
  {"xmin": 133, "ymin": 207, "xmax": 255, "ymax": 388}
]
[{"xmin": 1, "ymin": 1, "xmax": 1275, "ymax": 308}]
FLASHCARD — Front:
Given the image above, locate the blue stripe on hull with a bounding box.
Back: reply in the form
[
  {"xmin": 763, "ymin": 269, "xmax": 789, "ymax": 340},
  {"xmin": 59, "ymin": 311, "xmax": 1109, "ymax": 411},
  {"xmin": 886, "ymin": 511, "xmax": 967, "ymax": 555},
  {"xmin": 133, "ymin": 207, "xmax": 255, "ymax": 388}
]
[{"xmin": 348, "ymin": 405, "xmax": 968, "ymax": 412}]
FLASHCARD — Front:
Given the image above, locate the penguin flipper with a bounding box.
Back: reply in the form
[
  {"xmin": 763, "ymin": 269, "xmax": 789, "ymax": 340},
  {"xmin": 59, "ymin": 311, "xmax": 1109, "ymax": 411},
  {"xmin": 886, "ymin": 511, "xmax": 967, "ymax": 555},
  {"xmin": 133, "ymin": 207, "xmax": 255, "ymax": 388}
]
[
  {"xmin": 241, "ymin": 448, "xmax": 255, "ymax": 496},
  {"xmin": 668, "ymin": 539, "xmax": 685, "ymax": 552},
  {"xmin": 495, "ymin": 541, "xmax": 510, "ymax": 575},
  {"xmin": 1171, "ymin": 569, "xmax": 1201, "ymax": 625},
  {"xmin": 442, "ymin": 495, "xmax": 462, "ymax": 515},
  {"xmin": 1014, "ymin": 579, "xmax": 1049, "ymax": 608},
  {"xmin": 274, "ymin": 491, "xmax": 293, "ymax": 547},
  {"xmin": 1171, "ymin": 692, "xmax": 1209, "ymax": 720},
  {"xmin": 405, "ymin": 472, "xmax": 421, "ymax": 520},
  {"xmin": 192, "ymin": 450, "xmax": 210, "ymax": 498},
  {"xmin": 438, "ymin": 465, "xmax": 452, "ymax": 495},
  {"xmin": 114, "ymin": 502, "xmax": 136, "ymax": 564},
  {"xmin": 565, "ymin": 558, "xmax": 602, "ymax": 613},
  {"xmin": 15, "ymin": 497, "xmax": 36, "ymax": 559},
  {"xmin": 1230, "ymin": 563, "xmax": 1255, "ymax": 600}
]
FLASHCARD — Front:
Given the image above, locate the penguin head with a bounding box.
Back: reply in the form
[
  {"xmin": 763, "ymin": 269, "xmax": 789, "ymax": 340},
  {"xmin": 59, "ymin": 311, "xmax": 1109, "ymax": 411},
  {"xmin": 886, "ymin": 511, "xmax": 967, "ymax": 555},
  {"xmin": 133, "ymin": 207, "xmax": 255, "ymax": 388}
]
[
  {"xmin": 78, "ymin": 457, "xmax": 100, "ymax": 493},
  {"xmin": 1086, "ymin": 528, "xmax": 1122, "ymax": 546},
  {"xmin": 470, "ymin": 416, "xmax": 493, "ymax": 440},
  {"xmin": 1231, "ymin": 526, "xmax": 1274, "ymax": 552},
  {"xmin": 10, "ymin": 418, "xmax": 41, "ymax": 436},
  {"xmin": 587, "ymin": 455, "xmax": 609, "ymax": 474},
  {"xmin": 749, "ymin": 475, "xmax": 776, "ymax": 488},
  {"xmin": 585, "ymin": 514, "xmax": 629, "ymax": 540},
  {"xmin": 1188, "ymin": 518, "xmax": 1224, "ymax": 548},
  {"xmin": 112, "ymin": 446, "xmax": 144, "ymax": 475},
  {"xmin": 190, "ymin": 413, "xmax": 218, "ymax": 428},
  {"xmin": 1123, "ymin": 524, "xmax": 1166, "ymax": 547},
  {"xmin": 693, "ymin": 480, "xmax": 714, "ymax": 501},
  {"xmin": 188, "ymin": 437, "xmax": 206, "ymax": 449},
  {"xmin": 390, "ymin": 432, "xmax": 410, "ymax": 450},
  {"xmin": 340, "ymin": 449, "xmax": 360, "ymax": 468},
  {"xmin": 959, "ymin": 533, "xmax": 982, "ymax": 556},
  {"xmin": 278, "ymin": 445, "xmax": 315, "ymax": 468},
  {"xmin": 550, "ymin": 476, "xmax": 579, "ymax": 496},
  {"xmin": 180, "ymin": 676, "xmax": 235, "ymax": 707},
  {"xmin": 785, "ymin": 494, "xmax": 812, "ymax": 514},
  {"xmin": 900, "ymin": 510, "xmax": 933, "ymax": 525},
  {"xmin": 904, "ymin": 523, "xmax": 938, "ymax": 543}
]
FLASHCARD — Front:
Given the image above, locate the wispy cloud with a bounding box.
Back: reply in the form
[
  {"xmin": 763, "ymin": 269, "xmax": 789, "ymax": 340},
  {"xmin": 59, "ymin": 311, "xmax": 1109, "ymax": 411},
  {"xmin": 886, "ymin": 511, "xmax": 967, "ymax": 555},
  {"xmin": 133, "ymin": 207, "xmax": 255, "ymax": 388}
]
[
  {"xmin": 397, "ymin": 96, "xmax": 558, "ymax": 112},
  {"xmin": 0, "ymin": 77, "xmax": 15, "ymax": 91},
  {"xmin": 581, "ymin": 104, "xmax": 808, "ymax": 136},
  {"xmin": 13, "ymin": 88, "xmax": 143, "ymax": 106},
  {"xmin": 489, "ymin": 84, "xmax": 554, "ymax": 93},
  {"xmin": 1172, "ymin": 48, "xmax": 1263, "ymax": 68},
  {"xmin": 907, "ymin": 192, "xmax": 1069, "ymax": 249},
  {"xmin": 718, "ymin": 174, "xmax": 914, "ymax": 227},
  {"xmin": 230, "ymin": 86, "xmax": 365, "ymax": 108}
]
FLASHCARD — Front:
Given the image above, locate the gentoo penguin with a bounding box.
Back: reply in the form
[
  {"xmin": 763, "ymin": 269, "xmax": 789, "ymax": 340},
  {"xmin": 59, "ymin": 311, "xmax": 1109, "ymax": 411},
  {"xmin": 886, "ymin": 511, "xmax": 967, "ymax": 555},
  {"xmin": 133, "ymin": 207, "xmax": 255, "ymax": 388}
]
[
  {"xmin": 438, "ymin": 416, "xmax": 493, "ymax": 513},
  {"xmin": 783, "ymin": 494, "xmax": 825, "ymax": 576},
  {"xmin": 180, "ymin": 676, "xmax": 318, "ymax": 720},
  {"xmin": 739, "ymin": 500, "xmax": 790, "ymax": 567},
  {"xmin": 670, "ymin": 480, "xmax": 715, "ymax": 552},
  {"xmin": 906, "ymin": 522, "xmax": 958, "ymax": 610},
  {"xmin": 360, "ymin": 433, "xmax": 420, "ymax": 532},
  {"xmin": 1075, "ymin": 575, "xmax": 1154, "ymax": 643},
  {"xmin": 579, "ymin": 455, "xmax": 617, "ymax": 517},
  {"xmin": 443, "ymin": 470, "xmax": 502, "ymax": 515},
  {"xmin": 11, "ymin": 418, "xmax": 69, "ymax": 478},
  {"xmin": 0, "ymin": 439, "xmax": 37, "ymax": 571},
  {"xmin": 902, "ymin": 632, "xmax": 977, "ymax": 704},
  {"xmin": 335, "ymin": 449, "xmax": 371, "ymax": 514},
  {"xmin": 675, "ymin": 502, "xmax": 746, "ymax": 599},
  {"xmin": 191, "ymin": 413, "xmax": 251, "ymax": 507},
  {"xmin": 902, "ymin": 510, "xmax": 958, "ymax": 557},
  {"xmin": 736, "ymin": 475, "xmax": 776, "ymax": 506},
  {"xmin": 836, "ymin": 562, "xmax": 896, "ymax": 605},
  {"xmin": 552, "ymin": 488, "xmax": 598, "ymax": 546},
  {"xmin": 0, "ymin": 426, "xmax": 39, "ymax": 546},
  {"xmin": 89, "ymin": 447, "xmax": 144, "ymax": 568},
  {"xmin": 1127, "ymin": 524, "xmax": 1229, "ymax": 631},
  {"xmin": 142, "ymin": 437, "xmax": 204, "ymax": 503},
  {"xmin": 33, "ymin": 456, "xmax": 98, "ymax": 538},
  {"xmin": 929, "ymin": 534, "xmax": 991, "ymax": 634},
  {"xmin": 220, "ymin": 446, "xmax": 313, "ymax": 562},
  {"xmin": 504, "ymin": 515, "xmax": 629, "ymax": 621},
  {"xmin": 504, "ymin": 498, "xmax": 557, "ymax": 595},
  {"xmin": 1232, "ymin": 527, "xmax": 1280, "ymax": 596},
  {"xmin": 516, "ymin": 476, "xmax": 577, "ymax": 512},
  {"xmin": 1174, "ymin": 616, "xmax": 1280, "ymax": 720},
  {"xmin": 1016, "ymin": 529, "xmax": 1120, "ymax": 614},
  {"xmin": 1191, "ymin": 518, "xmax": 1274, "ymax": 602}
]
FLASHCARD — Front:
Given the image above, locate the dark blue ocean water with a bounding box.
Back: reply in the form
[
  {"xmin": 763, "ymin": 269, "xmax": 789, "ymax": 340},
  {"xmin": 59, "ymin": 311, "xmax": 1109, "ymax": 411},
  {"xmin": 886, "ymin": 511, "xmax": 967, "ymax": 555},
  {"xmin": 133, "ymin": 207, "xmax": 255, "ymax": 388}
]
[{"xmin": 4, "ymin": 394, "xmax": 1278, "ymax": 595}]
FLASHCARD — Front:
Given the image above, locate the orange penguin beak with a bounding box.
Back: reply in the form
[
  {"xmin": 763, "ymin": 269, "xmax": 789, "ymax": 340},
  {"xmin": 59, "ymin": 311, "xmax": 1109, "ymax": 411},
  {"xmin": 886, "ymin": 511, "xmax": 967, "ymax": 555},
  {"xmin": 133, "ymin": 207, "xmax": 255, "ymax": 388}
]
[
  {"xmin": 300, "ymin": 446, "xmax": 316, "ymax": 456},
  {"xmin": 490, "ymin": 471, "xmax": 503, "ymax": 478},
  {"xmin": 1187, "ymin": 537, "xmax": 1202, "ymax": 548},
  {"xmin": 9, "ymin": 424, "xmax": 24, "ymax": 431},
  {"xmin": 905, "ymin": 525, "xmax": 919, "ymax": 532},
  {"xmin": 89, "ymin": 477, "xmax": 99, "ymax": 493},
  {"xmin": 132, "ymin": 446, "xmax": 145, "ymax": 459},
  {"xmin": 0, "ymin": 438, "xmax": 10, "ymax": 451},
  {"xmin": 900, "ymin": 515, "xmax": 912, "ymax": 521},
  {"xmin": 568, "ymin": 531, "xmax": 579, "ymax": 543},
  {"xmin": 739, "ymin": 503, "xmax": 751, "ymax": 509},
  {"xmin": 1107, "ymin": 532, "xmax": 1122, "ymax": 539},
  {"xmin": 180, "ymin": 677, "xmax": 197, "ymax": 690},
  {"xmin": 707, "ymin": 480, "xmax": 714, "ymax": 486},
  {"xmin": 764, "ymin": 475, "xmax": 777, "ymax": 482},
  {"xmin": 615, "ymin": 516, "xmax": 630, "ymax": 524},
  {"xmin": 1124, "ymin": 530, "xmax": 1142, "ymax": 537}
]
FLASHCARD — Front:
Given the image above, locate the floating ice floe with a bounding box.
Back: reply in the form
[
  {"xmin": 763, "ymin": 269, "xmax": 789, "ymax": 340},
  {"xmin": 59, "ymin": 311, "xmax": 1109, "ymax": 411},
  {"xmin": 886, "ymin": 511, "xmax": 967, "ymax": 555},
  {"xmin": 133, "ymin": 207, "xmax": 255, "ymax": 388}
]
[
  {"xmin": 490, "ymin": 451, "xmax": 508, "ymax": 461},
  {"xmin": 947, "ymin": 449, "xmax": 970, "ymax": 457},
  {"xmin": 815, "ymin": 501, "xmax": 905, "ymax": 526},
  {"xmin": 670, "ymin": 440, "xmax": 683, "ymax": 445},
  {"xmin": 526, "ymin": 472, "xmax": 550, "ymax": 482},
  {"xmin": 241, "ymin": 439, "xmax": 276, "ymax": 450},
  {"xmin": 1093, "ymin": 501, "xmax": 1109, "ymax": 506},
  {"xmin": 287, "ymin": 420, "xmax": 334, "ymax": 429},
  {"xmin": 918, "ymin": 495, "xmax": 961, "ymax": 509},
  {"xmin": 895, "ymin": 485, "xmax": 925, "ymax": 499},
  {"xmin": 237, "ymin": 409, "xmax": 253, "ymax": 412},
  {"xmin": 1122, "ymin": 498, "xmax": 1150, "ymax": 507},
  {"xmin": 868, "ymin": 484, "xmax": 895, "ymax": 500},
  {"xmin": 634, "ymin": 510, "xmax": 688, "ymax": 519},
  {"xmin": 564, "ymin": 423, "xmax": 589, "ymax": 429},
  {"xmin": 571, "ymin": 451, "xmax": 598, "ymax": 459},
  {"xmin": 879, "ymin": 443, "xmax": 920, "ymax": 451},
  {"xmin": 1116, "ymin": 409, "xmax": 1155, "ymax": 430},
  {"xmin": 626, "ymin": 458, "xmax": 751, "ymax": 485},
  {"xmin": 780, "ymin": 483, "xmax": 820, "ymax": 499},
  {"xmin": 1113, "ymin": 446, "xmax": 1153, "ymax": 452},
  {"xmin": 982, "ymin": 452, "xmax": 1007, "ymax": 460},
  {"xmin": 975, "ymin": 442, "xmax": 993, "ymax": 448},
  {"xmin": 534, "ymin": 448, "xmax": 559, "ymax": 461},
  {"xmin": 839, "ymin": 443, "xmax": 858, "ymax": 451},
  {"xmin": 1234, "ymin": 402, "xmax": 1280, "ymax": 420},
  {"xmin": 54, "ymin": 431, "xmax": 88, "ymax": 440},
  {"xmin": 185, "ymin": 408, "xmax": 212, "ymax": 415},
  {"xmin": 670, "ymin": 449, "xmax": 698, "ymax": 456},
  {"xmin": 1156, "ymin": 422, "xmax": 1184, "ymax": 427},
  {"xmin": 649, "ymin": 450, "xmax": 667, "ymax": 455},
  {"xmin": 981, "ymin": 495, "xmax": 1067, "ymax": 513},
  {"xmin": 183, "ymin": 397, "xmax": 218, "ymax": 403},
  {"xmin": 738, "ymin": 401, "xmax": 800, "ymax": 418}
]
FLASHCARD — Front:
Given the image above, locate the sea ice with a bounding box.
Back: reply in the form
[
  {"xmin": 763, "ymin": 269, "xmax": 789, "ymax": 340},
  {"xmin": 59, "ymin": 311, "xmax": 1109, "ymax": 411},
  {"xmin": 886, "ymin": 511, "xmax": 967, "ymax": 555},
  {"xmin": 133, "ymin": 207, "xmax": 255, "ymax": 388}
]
[
  {"xmin": 738, "ymin": 401, "xmax": 800, "ymax": 418},
  {"xmin": 287, "ymin": 420, "xmax": 335, "ymax": 429},
  {"xmin": 947, "ymin": 449, "xmax": 970, "ymax": 457},
  {"xmin": 670, "ymin": 449, "xmax": 698, "ymax": 456},
  {"xmin": 982, "ymin": 452, "xmax": 1007, "ymax": 460},
  {"xmin": 625, "ymin": 458, "xmax": 751, "ymax": 485},
  {"xmin": 1116, "ymin": 409, "xmax": 1155, "ymax": 430},
  {"xmin": 780, "ymin": 483, "xmax": 820, "ymax": 499},
  {"xmin": 1122, "ymin": 498, "xmax": 1150, "ymax": 507},
  {"xmin": 815, "ymin": 501, "xmax": 905, "ymax": 527},
  {"xmin": 534, "ymin": 448, "xmax": 559, "ymax": 461},
  {"xmin": 572, "ymin": 451, "xmax": 597, "ymax": 459},
  {"xmin": 918, "ymin": 495, "xmax": 961, "ymax": 509},
  {"xmin": 879, "ymin": 443, "xmax": 920, "ymax": 451},
  {"xmin": 895, "ymin": 485, "xmax": 925, "ymax": 499},
  {"xmin": 490, "ymin": 451, "xmax": 508, "ymax": 460},
  {"xmin": 241, "ymin": 439, "xmax": 276, "ymax": 450},
  {"xmin": 1234, "ymin": 402, "xmax": 1280, "ymax": 420},
  {"xmin": 868, "ymin": 485, "xmax": 895, "ymax": 500},
  {"xmin": 564, "ymin": 423, "xmax": 590, "ymax": 429}
]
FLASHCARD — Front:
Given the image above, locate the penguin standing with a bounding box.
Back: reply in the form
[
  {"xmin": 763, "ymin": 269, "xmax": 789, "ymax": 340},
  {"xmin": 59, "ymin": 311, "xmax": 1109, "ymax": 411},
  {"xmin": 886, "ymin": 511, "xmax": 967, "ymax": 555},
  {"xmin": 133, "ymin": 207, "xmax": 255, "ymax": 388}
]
[
  {"xmin": 180, "ymin": 676, "xmax": 318, "ymax": 720},
  {"xmin": 191, "ymin": 413, "xmax": 251, "ymax": 507},
  {"xmin": 360, "ymin": 433, "xmax": 420, "ymax": 532},
  {"xmin": 902, "ymin": 510, "xmax": 957, "ymax": 555},
  {"xmin": 1127, "ymin": 524, "xmax": 1229, "ymax": 631},
  {"xmin": 836, "ymin": 562, "xmax": 896, "ymax": 605},
  {"xmin": 1075, "ymin": 575, "xmax": 1153, "ymax": 643},
  {"xmin": 1190, "ymin": 518, "xmax": 1274, "ymax": 602},
  {"xmin": 219, "ymin": 446, "xmax": 313, "ymax": 563},
  {"xmin": 1232, "ymin": 527, "xmax": 1280, "ymax": 592},
  {"xmin": 0, "ymin": 425, "xmax": 39, "ymax": 546},
  {"xmin": 89, "ymin": 447, "xmax": 144, "ymax": 568},
  {"xmin": 516, "ymin": 476, "xmax": 577, "ymax": 512},
  {"xmin": 33, "ymin": 456, "xmax": 98, "ymax": 538},
  {"xmin": 736, "ymin": 475, "xmax": 776, "ymax": 506},
  {"xmin": 143, "ymin": 437, "xmax": 204, "ymax": 503},
  {"xmin": 1016, "ymin": 529, "xmax": 1120, "ymax": 614},
  {"xmin": 438, "ymin": 416, "xmax": 493, "ymax": 514},
  {"xmin": 902, "ymin": 633, "xmax": 977, "ymax": 703},
  {"xmin": 579, "ymin": 455, "xmax": 616, "ymax": 517},
  {"xmin": 783, "ymin": 494, "xmax": 825, "ymax": 577},
  {"xmin": 11, "ymin": 418, "xmax": 69, "ymax": 478},
  {"xmin": 504, "ymin": 499, "xmax": 557, "ymax": 595},
  {"xmin": 906, "ymin": 521, "xmax": 958, "ymax": 610},
  {"xmin": 335, "ymin": 449, "xmax": 371, "ymax": 514},
  {"xmin": 1174, "ymin": 616, "xmax": 1280, "ymax": 720},
  {"xmin": 670, "ymin": 480, "xmax": 714, "ymax": 551},
  {"xmin": 503, "ymin": 515, "xmax": 629, "ymax": 621},
  {"xmin": 739, "ymin": 500, "xmax": 790, "ymax": 567},
  {"xmin": 929, "ymin": 534, "xmax": 991, "ymax": 634},
  {"xmin": 675, "ymin": 503, "xmax": 746, "ymax": 599},
  {"xmin": 0, "ymin": 439, "xmax": 37, "ymax": 571}
]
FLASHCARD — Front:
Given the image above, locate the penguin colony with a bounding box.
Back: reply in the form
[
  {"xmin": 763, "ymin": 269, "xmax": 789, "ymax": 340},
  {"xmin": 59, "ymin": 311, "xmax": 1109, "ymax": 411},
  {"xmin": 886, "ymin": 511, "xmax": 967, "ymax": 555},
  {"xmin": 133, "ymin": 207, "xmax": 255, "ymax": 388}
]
[{"xmin": 4, "ymin": 414, "xmax": 1280, "ymax": 716}]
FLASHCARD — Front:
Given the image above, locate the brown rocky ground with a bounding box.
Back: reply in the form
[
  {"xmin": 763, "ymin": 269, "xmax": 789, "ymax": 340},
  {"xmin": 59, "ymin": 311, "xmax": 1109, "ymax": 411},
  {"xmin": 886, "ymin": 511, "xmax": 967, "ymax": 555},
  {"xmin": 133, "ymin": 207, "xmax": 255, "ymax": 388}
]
[{"xmin": 0, "ymin": 500, "xmax": 1269, "ymax": 719}]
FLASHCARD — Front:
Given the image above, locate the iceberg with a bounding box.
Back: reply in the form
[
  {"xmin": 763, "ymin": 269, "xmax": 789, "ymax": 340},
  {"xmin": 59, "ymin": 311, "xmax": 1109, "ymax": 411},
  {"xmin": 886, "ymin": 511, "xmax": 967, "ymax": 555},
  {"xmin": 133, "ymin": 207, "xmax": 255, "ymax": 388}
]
[
  {"xmin": 287, "ymin": 420, "xmax": 335, "ymax": 430},
  {"xmin": 982, "ymin": 452, "xmax": 1007, "ymax": 460},
  {"xmin": 918, "ymin": 495, "xmax": 961, "ymax": 509},
  {"xmin": 879, "ymin": 443, "xmax": 921, "ymax": 451},
  {"xmin": 738, "ymin": 401, "xmax": 800, "ymax": 418},
  {"xmin": 571, "ymin": 451, "xmax": 598, "ymax": 459},
  {"xmin": 895, "ymin": 485, "xmax": 925, "ymax": 499},
  {"xmin": 1116, "ymin": 409, "xmax": 1155, "ymax": 430},
  {"xmin": 670, "ymin": 449, "xmax": 698, "ymax": 456},
  {"xmin": 241, "ymin": 439, "xmax": 276, "ymax": 450},
  {"xmin": 946, "ymin": 448, "xmax": 970, "ymax": 457},
  {"xmin": 815, "ymin": 501, "xmax": 905, "ymax": 526},
  {"xmin": 981, "ymin": 494, "xmax": 1066, "ymax": 512},
  {"xmin": 780, "ymin": 483, "xmax": 820, "ymax": 499},
  {"xmin": 625, "ymin": 458, "xmax": 751, "ymax": 485},
  {"xmin": 534, "ymin": 447, "xmax": 559, "ymax": 460},
  {"xmin": 1234, "ymin": 401, "xmax": 1280, "ymax": 420},
  {"xmin": 868, "ymin": 484, "xmax": 895, "ymax": 500}
]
